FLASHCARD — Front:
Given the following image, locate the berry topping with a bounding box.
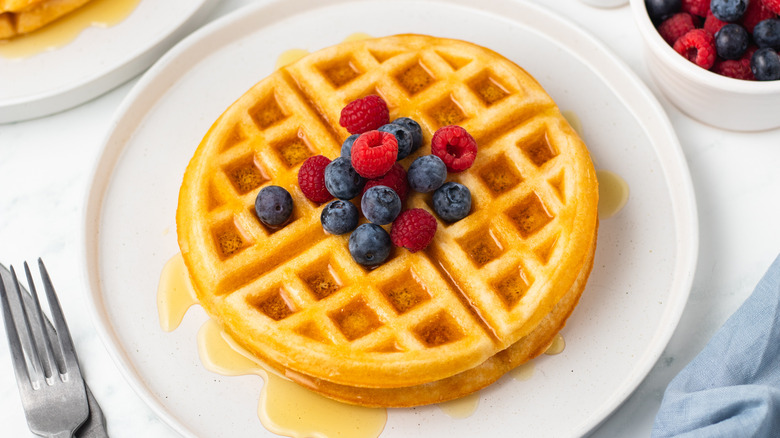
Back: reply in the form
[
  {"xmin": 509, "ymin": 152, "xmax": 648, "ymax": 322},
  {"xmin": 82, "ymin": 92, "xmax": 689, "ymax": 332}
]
[
  {"xmin": 681, "ymin": 0, "xmax": 709, "ymax": 16},
  {"xmin": 751, "ymin": 47, "xmax": 780, "ymax": 80},
  {"xmin": 255, "ymin": 185, "xmax": 293, "ymax": 227},
  {"xmin": 298, "ymin": 155, "xmax": 333, "ymax": 204},
  {"xmin": 713, "ymin": 58, "xmax": 755, "ymax": 79},
  {"xmin": 430, "ymin": 125, "xmax": 478, "ymax": 172},
  {"xmin": 324, "ymin": 157, "xmax": 366, "ymax": 200},
  {"xmin": 433, "ymin": 182, "xmax": 472, "ymax": 223},
  {"xmin": 339, "ymin": 95, "xmax": 389, "ymax": 134},
  {"xmin": 754, "ymin": 18, "xmax": 780, "ymax": 49},
  {"xmin": 673, "ymin": 28, "xmax": 717, "ymax": 69},
  {"xmin": 321, "ymin": 200, "xmax": 359, "ymax": 235},
  {"xmin": 362, "ymin": 163, "xmax": 409, "ymax": 202},
  {"xmin": 715, "ymin": 24, "xmax": 749, "ymax": 59},
  {"xmin": 407, "ymin": 155, "xmax": 447, "ymax": 193},
  {"xmin": 390, "ymin": 209, "xmax": 437, "ymax": 253},
  {"xmin": 766, "ymin": 0, "xmax": 780, "ymax": 15},
  {"xmin": 659, "ymin": 13, "xmax": 698, "ymax": 44},
  {"xmin": 350, "ymin": 130, "xmax": 399, "ymax": 178},
  {"xmin": 349, "ymin": 223, "xmax": 392, "ymax": 267},
  {"xmin": 391, "ymin": 117, "xmax": 423, "ymax": 156},
  {"xmin": 704, "ymin": 9, "xmax": 729, "ymax": 35},
  {"xmin": 646, "ymin": 0, "xmax": 683, "ymax": 22},
  {"xmin": 711, "ymin": 0, "xmax": 749, "ymax": 22},
  {"xmin": 740, "ymin": 0, "xmax": 776, "ymax": 32},
  {"xmin": 378, "ymin": 123, "xmax": 414, "ymax": 161},
  {"xmin": 341, "ymin": 134, "xmax": 360, "ymax": 158},
  {"xmin": 361, "ymin": 185, "xmax": 402, "ymax": 225}
]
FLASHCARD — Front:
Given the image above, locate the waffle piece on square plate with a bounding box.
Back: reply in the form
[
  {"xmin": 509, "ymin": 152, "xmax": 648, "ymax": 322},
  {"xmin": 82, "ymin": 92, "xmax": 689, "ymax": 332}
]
[
  {"xmin": 0, "ymin": 0, "xmax": 93, "ymax": 39},
  {"xmin": 176, "ymin": 34, "xmax": 599, "ymax": 404}
]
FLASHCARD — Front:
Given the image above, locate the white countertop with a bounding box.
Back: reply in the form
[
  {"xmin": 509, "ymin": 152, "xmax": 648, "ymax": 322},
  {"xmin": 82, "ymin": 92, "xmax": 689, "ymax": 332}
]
[{"xmin": 1, "ymin": 0, "xmax": 779, "ymax": 437}]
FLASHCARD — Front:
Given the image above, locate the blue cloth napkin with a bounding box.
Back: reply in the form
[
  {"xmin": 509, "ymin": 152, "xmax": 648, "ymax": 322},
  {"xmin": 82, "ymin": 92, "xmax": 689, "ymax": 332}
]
[{"xmin": 652, "ymin": 254, "xmax": 780, "ymax": 437}]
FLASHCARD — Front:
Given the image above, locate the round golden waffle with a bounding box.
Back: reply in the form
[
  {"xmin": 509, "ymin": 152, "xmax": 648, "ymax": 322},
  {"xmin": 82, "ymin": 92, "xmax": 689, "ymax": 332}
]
[
  {"xmin": 177, "ymin": 34, "xmax": 599, "ymax": 390},
  {"xmin": 239, "ymin": 233, "xmax": 595, "ymax": 407}
]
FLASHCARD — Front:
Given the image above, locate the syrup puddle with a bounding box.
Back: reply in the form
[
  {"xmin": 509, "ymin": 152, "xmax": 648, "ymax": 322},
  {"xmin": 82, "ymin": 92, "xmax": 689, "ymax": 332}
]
[
  {"xmin": 275, "ymin": 32, "xmax": 372, "ymax": 69},
  {"xmin": 159, "ymin": 253, "xmax": 387, "ymax": 438},
  {"xmin": 0, "ymin": 0, "xmax": 140, "ymax": 59},
  {"xmin": 596, "ymin": 169, "xmax": 629, "ymax": 219},
  {"xmin": 438, "ymin": 392, "xmax": 480, "ymax": 419},
  {"xmin": 157, "ymin": 254, "xmax": 198, "ymax": 332},
  {"xmin": 544, "ymin": 333, "xmax": 565, "ymax": 356},
  {"xmin": 198, "ymin": 319, "xmax": 387, "ymax": 438},
  {"xmin": 510, "ymin": 362, "xmax": 536, "ymax": 381}
]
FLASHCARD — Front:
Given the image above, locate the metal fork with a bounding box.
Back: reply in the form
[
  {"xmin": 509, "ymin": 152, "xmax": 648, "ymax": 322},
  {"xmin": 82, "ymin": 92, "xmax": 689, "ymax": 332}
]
[{"xmin": 0, "ymin": 259, "xmax": 89, "ymax": 438}]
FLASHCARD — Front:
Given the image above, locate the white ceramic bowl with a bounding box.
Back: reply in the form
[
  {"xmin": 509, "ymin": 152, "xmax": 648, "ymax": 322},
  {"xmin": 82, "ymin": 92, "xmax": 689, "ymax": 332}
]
[{"xmin": 630, "ymin": 0, "xmax": 780, "ymax": 131}]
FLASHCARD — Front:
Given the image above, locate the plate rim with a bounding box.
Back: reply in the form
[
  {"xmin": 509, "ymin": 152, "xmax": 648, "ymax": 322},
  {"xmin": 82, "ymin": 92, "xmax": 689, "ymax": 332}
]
[
  {"xmin": 81, "ymin": 0, "xmax": 699, "ymax": 437},
  {"xmin": 0, "ymin": 0, "xmax": 221, "ymax": 123}
]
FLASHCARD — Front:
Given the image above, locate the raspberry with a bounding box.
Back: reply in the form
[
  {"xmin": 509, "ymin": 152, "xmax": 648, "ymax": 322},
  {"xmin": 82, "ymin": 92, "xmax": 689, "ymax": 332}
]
[
  {"xmin": 390, "ymin": 209, "xmax": 437, "ymax": 253},
  {"xmin": 740, "ymin": 44, "xmax": 759, "ymax": 69},
  {"xmin": 339, "ymin": 95, "xmax": 389, "ymax": 134},
  {"xmin": 673, "ymin": 29, "xmax": 717, "ymax": 69},
  {"xmin": 713, "ymin": 59, "xmax": 755, "ymax": 79},
  {"xmin": 362, "ymin": 163, "xmax": 409, "ymax": 202},
  {"xmin": 659, "ymin": 13, "xmax": 698, "ymax": 45},
  {"xmin": 430, "ymin": 125, "xmax": 478, "ymax": 173},
  {"xmin": 298, "ymin": 155, "xmax": 333, "ymax": 203},
  {"xmin": 681, "ymin": 0, "xmax": 710, "ymax": 16},
  {"xmin": 350, "ymin": 130, "xmax": 398, "ymax": 179},
  {"xmin": 704, "ymin": 10, "xmax": 728, "ymax": 36},
  {"xmin": 762, "ymin": 0, "xmax": 780, "ymax": 15},
  {"xmin": 740, "ymin": 0, "xmax": 776, "ymax": 32}
]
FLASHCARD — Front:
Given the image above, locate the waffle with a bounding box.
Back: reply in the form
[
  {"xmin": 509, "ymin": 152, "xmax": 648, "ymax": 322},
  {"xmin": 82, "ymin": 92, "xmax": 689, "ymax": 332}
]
[
  {"xmin": 177, "ymin": 34, "xmax": 599, "ymax": 391},
  {"xmin": 231, "ymin": 231, "xmax": 595, "ymax": 407},
  {"xmin": 0, "ymin": 0, "xmax": 92, "ymax": 39}
]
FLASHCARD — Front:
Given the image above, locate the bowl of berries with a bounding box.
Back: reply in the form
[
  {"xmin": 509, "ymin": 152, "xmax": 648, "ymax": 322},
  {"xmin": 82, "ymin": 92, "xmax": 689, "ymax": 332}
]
[{"xmin": 631, "ymin": 0, "xmax": 780, "ymax": 131}]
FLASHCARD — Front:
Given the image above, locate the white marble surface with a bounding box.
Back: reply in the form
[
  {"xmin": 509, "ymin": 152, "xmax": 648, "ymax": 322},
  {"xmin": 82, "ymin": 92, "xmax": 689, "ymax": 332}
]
[{"xmin": 0, "ymin": 0, "xmax": 778, "ymax": 437}]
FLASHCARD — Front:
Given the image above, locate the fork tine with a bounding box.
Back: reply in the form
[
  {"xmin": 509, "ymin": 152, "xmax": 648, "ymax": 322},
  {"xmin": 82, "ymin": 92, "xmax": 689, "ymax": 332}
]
[
  {"xmin": 0, "ymin": 269, "xmax": 33, "ymax": 393},
  {"xmin": 37, "ymin": 259, "xmax": 83, "ymax": 377},
  {"xmin": 8, "ymin": 266, "xmax": 45, "ymax": 385},
  {"xmin": 24, "ymin": 261, "xmax": 59, "ymax": 380}
]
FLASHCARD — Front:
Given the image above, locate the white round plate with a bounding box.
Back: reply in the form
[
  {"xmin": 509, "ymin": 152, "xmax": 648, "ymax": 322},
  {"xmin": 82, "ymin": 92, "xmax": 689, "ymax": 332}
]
[
  {"xmin": 83, "ymin": 0, "xmax": 698, "ymax": 437},
  {"xmin": 0, "ymin": 0, "xmax": 219, "ymax": 123}
]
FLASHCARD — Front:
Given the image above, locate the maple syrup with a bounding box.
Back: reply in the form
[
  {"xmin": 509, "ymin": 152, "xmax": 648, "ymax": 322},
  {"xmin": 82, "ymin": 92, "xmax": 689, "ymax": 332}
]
[{"xmin": 0, "ymin": 0, "xmax": 140, "ymax": 59}]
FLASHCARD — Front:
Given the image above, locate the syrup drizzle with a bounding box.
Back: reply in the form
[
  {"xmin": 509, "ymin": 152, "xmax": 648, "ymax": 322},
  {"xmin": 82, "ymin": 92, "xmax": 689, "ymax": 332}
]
[
  {"xmin": 438, "ymin": 392, "xmax": 480, "ymax": 419},
  {"xmin": 0, "ymin": 0, "xmax": 140, "ymax": 59},
  {"xmin": 198, "ymin": 320, "xmax": 387, "ymax": 438},
  {"xmin": 159, "ymin": 253, "xmax": 387, "ymax": 438},
  {"xmin": 596, "ymin": 169, "xmax": 629, "ymax": 219},
  {"xmin": 510, "ymin": 362, "xmax": 536, "ymax": 381},
  {"xmin": 544, "ymin": 333, "xmax": 565, "ymax": 356},
  {"xmin": 157, "ymin": 254, "xmax": 198, "ymax": 332}
]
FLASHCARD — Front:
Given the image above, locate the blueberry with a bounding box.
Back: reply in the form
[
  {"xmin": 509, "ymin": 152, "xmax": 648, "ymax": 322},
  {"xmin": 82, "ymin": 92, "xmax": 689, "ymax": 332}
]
[
  {"xmin": 644, "ymin": 0, "xmax": 680, "ymax": 22},
  {"xmin": 715, "ymin": 24, "xmax": 749, "ymax": 60},
  {"xmin": 754, "ymin": 19, "xmax": 780, "ymax": 50},
  {"xmin": 324, "ymin": 157, "xmax": 365, "ymax": 200},
  {"xmin": 361, "ymin": 185, "xmax": 401, "ymax": 225},
  {"xmin": 407, "ymin": 155, "xmax": 447, "ymax": 193},
  {"xmin": 391, "ymin": 117, "xmax": 423, "ymax": 156},
  {"xmin": 341, "ymin": 134, "xmax": 359, "ymax": 158},
  {"xmin": 710, "ymin": 0, "xmax": 748, "ymax": 22},
  {"xmin": 254, "ymin": 185, "xmax": 293, "ymax": 227},
  {"xmin": 751, "ymin": 48, "xmax": 780, "ymax": 81},
  {"xmin": 348, "ymin": 223, "xmax": 392, "ymax": 267},
  {"xmin": 320, "ymin": 200, "xmax": 359, "ymax": 235},
  {"xmin": 378, "ymin": 123, "xmax": 414, "ymax": 160},
  {"xmin": 433, "ymin": 182, "xmax": 472, "ymax": 223}
]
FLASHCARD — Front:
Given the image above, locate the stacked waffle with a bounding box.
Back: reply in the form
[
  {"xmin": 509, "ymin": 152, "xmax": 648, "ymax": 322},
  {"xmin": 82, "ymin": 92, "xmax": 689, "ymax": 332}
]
[
  {"xmin": 0, "ymin": 0, "xmax": 92, "ymax": 39},
  {"xmin": 177, "ymin": 34, "xmax": 599, "ymax": 407}
]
